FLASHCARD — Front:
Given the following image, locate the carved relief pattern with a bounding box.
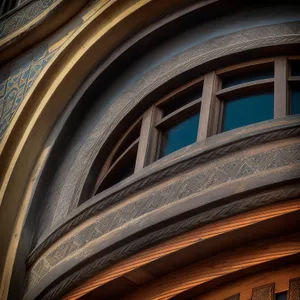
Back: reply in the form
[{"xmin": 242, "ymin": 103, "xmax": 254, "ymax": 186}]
[
  {"xmin": 0, "ymin": 45, "xmax": 57, "ymax": 140},
  {"xmin": 0, "ymin": 0, "xmax": 58, "ymax": 39},
  {"xmin": 28, "ymin": 123, "xmax": 300, "ymax": 267},
  {"xmin": 24, "ymin": 141, "xmax": 300, "ymax": 297},
  {"xmin": 289, "ymin": 277, "xmax": 300, "ymax": 300},
  {"xmin": 252, "ymin": 283, "xmax": 275, "ymax": 300},
  {"xmin": 34, "ymin": 184, "xmax": 300, "ymax": 300}
]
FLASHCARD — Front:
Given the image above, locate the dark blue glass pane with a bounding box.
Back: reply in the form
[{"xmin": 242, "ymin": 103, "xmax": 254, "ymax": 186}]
[
  {"xmin": 291, "ymin": 60, "xmax": 300, "ymax": 76},
  {"xmin": 222, "ymin": 93, "xmax": 274, "ymax": 132},
  {"xmin": 291, "ymin": 87, "xmax": 300, "ymax": 115},
  {"xmin": 222, "ymin": 69, "xmax": 273, "ymax": 89},
  {"xmin": 160, "ymin": 113, "xmax": 199, "ymax": 158},
  {"xmin": 276, "ymin": 292, "xmax": 287, "ymax": 300}
]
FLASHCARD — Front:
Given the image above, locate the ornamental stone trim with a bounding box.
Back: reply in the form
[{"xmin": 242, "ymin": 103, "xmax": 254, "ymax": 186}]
[
  {"xmin": 0, "ymin": 0, "xmax": 58, "ymax": 39},
  {"xmin": 30, "ymin": 183, "xmax": 300, "ymax": 300},
  {"xmin": 24, "ymin": 137, "xmax": 300, "ymax": 299},
  {"xmin": 28, "ymin": 117, "xmax": 300, "ymax": 267}
]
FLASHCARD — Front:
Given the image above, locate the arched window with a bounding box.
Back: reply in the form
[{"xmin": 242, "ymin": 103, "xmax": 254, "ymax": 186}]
[{"xmin": 92, "ymin": 56, "xmax": 300, "ymax": 197}]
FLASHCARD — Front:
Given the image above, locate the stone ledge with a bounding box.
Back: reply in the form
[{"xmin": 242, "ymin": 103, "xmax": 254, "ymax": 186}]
[{"xmin": 28, "ymin": 116, "xmax": 300, "ymax": 268}]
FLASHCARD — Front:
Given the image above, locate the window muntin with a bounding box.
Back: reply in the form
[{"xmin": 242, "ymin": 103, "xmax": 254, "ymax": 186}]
[
  {"xmin": 160, "ymin": 86, "xmax": 203, "ymax": 117},
  {"xmin": 94, "ymin": 118, "xmax": 142, "ymax": 194},
  {"xmin": 222, "ymin": 93, "xmax": 274, "ymax": 132},
  {"xmin": 221, "ymin": 63, "xmax": 274, "ymax": 89},
  {"xmin": 217, "ymin": 61, "xmax": 275, "ymax": 133},
  {"xmin": 288, "ymin": 59, "xmax": 300, "ymax": 116},
  {"xmin": 90, "ymin": 56, "xmax": 298, "ymax": 199},
  {"xmin": 96, "ymin": 139, "xmax": 138, "ymax": 193},
  {"xmin": 111, "ymin": 119, "xmax": 142, "ymax": 164},
  {"xmin": 159, "ymin": 113, "xmax": 199, "ymax": 158},
  {"xmin": 155, "ymin": 81, "xmax": 202, "ymax": 159}
]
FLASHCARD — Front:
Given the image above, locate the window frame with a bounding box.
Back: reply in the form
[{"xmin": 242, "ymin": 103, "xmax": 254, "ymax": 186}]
[
  {"xmin": 288, "ymin": 56, "xmax": 300, "ymax": 115},
  {"xmin": 92, "ymin": 56, "xmax": 299, "ymax": 198}
]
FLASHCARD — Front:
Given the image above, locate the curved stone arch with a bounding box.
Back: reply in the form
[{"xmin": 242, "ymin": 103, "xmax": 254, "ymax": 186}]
[
  {"xmin": 25, "ymin": 20, "xmax": 300, "ymax": 300},
  {"xmin": 1, "ymin": 0, "xmax": 300, "ymax": 299},
  {"xmin": 1, "ymin": 0, "xmax": 195, "ymax": 298}
]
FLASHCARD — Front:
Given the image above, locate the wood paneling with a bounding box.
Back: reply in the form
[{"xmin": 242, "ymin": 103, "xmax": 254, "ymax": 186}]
[
  {"xmin": 197, "ymin": 72, "xmax": 219, "ymax": 139},
  {"xmin": 124, "ymin": 234, "xmax": 300, "ymax": 300},
  {"xmin": 274, "ymin": 57, "xmax": 288, "ymax": 118},
  {"xmin": 223, "ymin": 294, "xmax": 240, "ymax": 300},
  {"xmin": 62, "ymin": 199, "xmax": 300, "ymax": 300},
  {"xmin": 196, "ymin": 264, "xmax": 300, "ymax": 300},
  {"xmin": 252, "ymin": 283, "xmax": 275, "ymax": 300},
  {"xmin": 289, "ymin": 277, "xmax": 300, "ymax": 300}
]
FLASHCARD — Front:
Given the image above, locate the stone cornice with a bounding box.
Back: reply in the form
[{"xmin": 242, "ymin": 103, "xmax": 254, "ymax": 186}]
[{"xmin": 27, "ymin": 116, "xmax": 300, "ymax": 268}]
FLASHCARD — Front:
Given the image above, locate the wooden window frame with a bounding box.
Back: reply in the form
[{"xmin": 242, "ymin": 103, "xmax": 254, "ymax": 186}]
[
  {"xmin": 287, "ymin": 56, "xmax": 300, "ymax": 115},
  {"xmin": 92, "ymin": 56, "xmax": 296, "ymax": 198}
]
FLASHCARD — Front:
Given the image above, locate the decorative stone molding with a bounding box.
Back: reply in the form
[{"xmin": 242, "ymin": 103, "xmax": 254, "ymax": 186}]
[
  {"xmin": 28, "ymin": 117, "xmax": 300, "ymax": 267},
  {"xmin": 30, "ymin": 185, "xmax": 300, "ymax": 300},
  {"xmin": 24, "ymin": 136, "xmax": 300, "ymax": 299},
  {"xmin": 1, "ymin": 1, "xmax": 299, "ymax": 298},
  {"xmin": 0, "ymin": 0, "xmax": 57, "ymax": 39}
]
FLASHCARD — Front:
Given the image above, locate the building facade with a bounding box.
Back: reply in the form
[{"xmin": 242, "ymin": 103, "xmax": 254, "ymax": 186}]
[{"xmin": 0, "ymin": 0, "xmax": 300, "ymax": 299}]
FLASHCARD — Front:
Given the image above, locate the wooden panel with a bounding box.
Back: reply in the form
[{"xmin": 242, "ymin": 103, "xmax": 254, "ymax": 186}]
[
  {"xmin": 124, "ymin": 234, "xmax": 300, "ymax": 300},
  {"xmin": 124, "ymin": 267, "xmax": 155, "ymax": 285},
  {"xmin": 274, "ymin": 57, "xmax": 288, "ymax": 118},
  {"xmin": 155, "ymin": 77, "xmax": 203, "ymax": 107},
  {"xmin": 288, "ymin": 77, "xmax": 300, "ymax": 82},
  {"xmin": 223, "ymin": 294, "xmax": 240, "ymax": 300},
  {"xmin": 196, "ymin": 264, "xmax": 300, "ymax": 300},
  {"xmin": 156, "ymin": 99, "xmax": 201, "ymax": 130},
  {"xmin": 216, "ymin": 58, "xmax": 274, "ymax": 75},
  {"xmin": 252, "ymin": 283, "xmax": 275, "ymax": 300},
  {"xmin": 197, "ymin": 72, "xmax": 220, "ymax": 140},
  {"xmin": 135, "ymin": 106, "xmax": 162, "ymax": 170},
  {"xmin": 289, "ymin": 277, "xmax": 300, "ymax": 300},
  {"xmin": 62, "ymin": 199, "xmax": 300, "ymax": 300},
  {"xmin": 215, "ymin": 79, "xmax": 274, "ymax": 100}
]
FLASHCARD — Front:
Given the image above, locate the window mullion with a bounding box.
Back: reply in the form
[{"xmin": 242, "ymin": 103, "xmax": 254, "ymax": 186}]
[
  {"xmin": 135, "ymin": 106, "xmax": 162, "ymax": 171},
  {"xmin": 197, "ymin": 72, "xmax": 220, "ymax": 140},
  {"xmin": 274, "ymin": 56, "xmax": 288, "ymax": 118}
]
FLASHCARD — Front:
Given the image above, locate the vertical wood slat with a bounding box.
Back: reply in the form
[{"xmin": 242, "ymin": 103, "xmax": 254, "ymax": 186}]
[
  {"xmin": 252, "ymin": 283, "xmax": 275, "ymax": 300},
  {"xmin": 197, "ymin": 72, "xmax": 220, "ymax": 140},
  {"xmin": 135, "ymin": 106, "xmax": 162, "ymax": 171},
  {"xmin": 289, "ymin": 277, "xmax": 300, "ymax": 300},
  {"xmin": 274, "ymin": 56, "xmax": 288, "ymax": 118}
]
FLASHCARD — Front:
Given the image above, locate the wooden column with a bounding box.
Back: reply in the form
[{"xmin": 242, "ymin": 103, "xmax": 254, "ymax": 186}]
[
  {"xmin": 274, "ymin": 57, "xmax": 288, "ymax": 118},
  {"xmin": 197, "ymin": 72, "xmax": 220, "ymax": 140},
  {"xmin": 135, "ymin": 106, "xmax": 162, "ymax": 171}
]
